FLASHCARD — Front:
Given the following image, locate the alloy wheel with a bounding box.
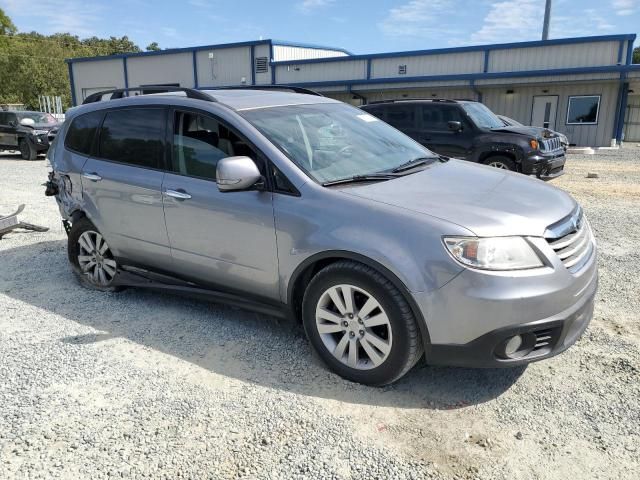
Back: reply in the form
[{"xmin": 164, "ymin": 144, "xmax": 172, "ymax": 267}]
[
  {"xmin": 77, "ymin": 230, "xmax": 117, "ymax": 286},
  {"xmin": 315, "ymin": 284, "xmax": 393, "ymax": 370},
  {"xmin": 488, "ymin": 161, "xmax": 509, "ymax": 169}
]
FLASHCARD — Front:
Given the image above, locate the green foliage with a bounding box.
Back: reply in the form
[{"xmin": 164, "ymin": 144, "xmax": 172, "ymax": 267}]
[
  {"xmin": 0, "ymin": 9, "xmax": 152, "ymax": 110},
  {"xmin": 634, "ymin": 46, "xmax": 639, "ymax": 64},
  {"xmin": 146, "ymin": 42, "xmax": 160, "ymax": 51}
]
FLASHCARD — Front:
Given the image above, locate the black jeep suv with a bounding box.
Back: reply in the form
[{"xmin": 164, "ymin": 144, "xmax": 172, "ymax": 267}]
[
  {"xmin": 361, "ymin": 99, "xmax": 565, "ymax": 180},
  {"xmin": 0, "ymin": 110, "xmax": 60, "ymax": 160}
]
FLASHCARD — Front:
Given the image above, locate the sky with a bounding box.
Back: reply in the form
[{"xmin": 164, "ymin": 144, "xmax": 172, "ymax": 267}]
[{"xmin": 1, "ymin": 0, "xmax": 639, "ymax": 54}]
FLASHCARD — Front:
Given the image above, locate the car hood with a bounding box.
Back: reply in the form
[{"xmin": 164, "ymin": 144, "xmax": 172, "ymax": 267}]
[
  {"xmin": 491, "ymin": 125, "xmax": 559, "ymax": 138},
  {"xmin": 339, "ymin": 159, "xmax": 576, "ymax": 237},
  {"xmin": 29, "ymin": 123, "xmax": 59, "ymax": 130}
]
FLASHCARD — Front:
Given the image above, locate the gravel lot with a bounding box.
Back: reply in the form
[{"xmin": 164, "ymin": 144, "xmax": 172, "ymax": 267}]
[{"xmin": 1, "ymin": 148, "xmax": 639, "ymax": 479}]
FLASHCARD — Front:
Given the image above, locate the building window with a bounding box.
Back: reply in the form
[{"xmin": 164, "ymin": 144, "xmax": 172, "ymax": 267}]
[
  {"xmin": 566, "ymin": 95, "xmax": 600, "ymax": 125},
  {"xmin": 255, "ymin": 57, "xmax": 268, "ymax": 74},
  {"xmin": 398, "ymin": 64, "xmax": 407, "ymax": 75}
]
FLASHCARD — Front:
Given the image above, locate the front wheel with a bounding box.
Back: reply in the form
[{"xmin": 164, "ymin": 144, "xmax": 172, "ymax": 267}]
[
  {"xmin": 483, "ymin": 155, "xmax": 516, "ymax": 171},
  {"xmin": 67, "ymin": 218, "xmax": 120, "ymax": 291},
  {"xmin": 302, "ymin": 261, "xmax": 423, "ymax": 386},
  {"xmin": 19, "ymin": 139, "xmax": 37, "ymax": 160}
]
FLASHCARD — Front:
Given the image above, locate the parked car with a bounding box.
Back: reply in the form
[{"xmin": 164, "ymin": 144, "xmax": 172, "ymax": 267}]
[
  {"xmin": 361, "ymin": 99, "xmax": 566, "ymax": 179},
  {"xmin": 46, "ymin": 87, "xmax": 597, "ymax": 386},
  {"xmin": 0, "ymin": 110, "xmax": 60, "ymax": 160},
  {"xmin": 497, "ymin": 114, "xmax": 569, "ymax": 149}
]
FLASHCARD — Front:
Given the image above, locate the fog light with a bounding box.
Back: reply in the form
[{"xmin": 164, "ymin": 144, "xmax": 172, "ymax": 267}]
[{"xmin": 504, "ymin": 335, "xmax": 523, "ymax": 357}]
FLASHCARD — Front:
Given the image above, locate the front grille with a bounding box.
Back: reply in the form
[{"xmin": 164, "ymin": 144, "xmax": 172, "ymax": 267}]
[
  {"xmin": 545, "ymin": 209, "xmax": 595, "ymax": 272},
  {"xmin": 541, "ymin": 137, "xmax": 562, "ymax": 151}
]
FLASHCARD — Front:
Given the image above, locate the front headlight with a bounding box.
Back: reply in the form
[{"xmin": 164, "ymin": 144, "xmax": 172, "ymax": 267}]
[
  {"xmin": 32, "ymin": 129, "xmax": 48, "ymax": 136},
  {"xmin": 443, "ymin": 236, "xmax": 543, "ymax": 270}
]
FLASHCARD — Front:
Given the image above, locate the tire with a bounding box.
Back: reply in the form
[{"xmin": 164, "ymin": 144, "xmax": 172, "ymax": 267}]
[
  {"xmin": 19, "ymin": 139, "xmax": 37, "ymax": 160},
  {"xmin": 302, "ymin": 260, "xmax": 423, "ymax": 386},
  {"xmin": 483, "ymin": 155, "xmax": 516, "ymax": 171},
  {"xmin": 67, "ymin": 218, "xmax": 121, "ymax": 292}
]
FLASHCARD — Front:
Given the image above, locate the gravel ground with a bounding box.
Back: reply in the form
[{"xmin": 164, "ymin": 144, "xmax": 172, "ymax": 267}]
[{"xmin": 1, "ymin": 147, "xmax": 639, "ymax": 480}]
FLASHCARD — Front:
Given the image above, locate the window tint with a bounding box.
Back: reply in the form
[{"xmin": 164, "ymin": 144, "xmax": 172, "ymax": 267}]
[
  {"xmin": 421, "ymin": 105, "xmax": 464, "ymax": 130},
  {"xmin": 385, "ymin": 105, "xmax": 416, "ymax": 129},
  {"xmin": 271, "ymin": 164, "xmax": 298, "ymax": 195},
  {"xmin": 0, "ymin": 113, "xmax": 7, "ymax": 125},
  {"xmin": 567, "ymin": 96, "xmax": 600, "ymax": 124},
  {"xmin": 65, "ymin": 111, "xmax": 104, "ymax": 155},
  {"xmin": 172, "ymin": 111, "xmax": 259, "ymax": 180},
  {"xmin": 99, "ymin": 108, "xmax": 165, "ymax": 168}
]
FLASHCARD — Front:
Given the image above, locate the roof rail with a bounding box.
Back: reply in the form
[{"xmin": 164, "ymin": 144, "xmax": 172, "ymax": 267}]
[
  {"xmin": 82, "ymin": 86, "xmax": 216, "ymax": 105},
  {"xmin": 207, "ymin": 85, "xmax": 324, "ymax": 97},
  {"xmin": 366, "ymin": 98, "xmax": 459, "ymax": 105}
]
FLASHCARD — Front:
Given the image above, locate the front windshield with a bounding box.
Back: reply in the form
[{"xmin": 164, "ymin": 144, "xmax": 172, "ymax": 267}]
[
  {"xmin": 18, "ymin": 112, "xmax": 57, "ymax": 124},
  {"xmin": 462, "ymin": 103, "xmax": 504, "ymax": 129},
  {"xmin": 241, "ymin": 103, "xmax": 434, "ymax": 184}
]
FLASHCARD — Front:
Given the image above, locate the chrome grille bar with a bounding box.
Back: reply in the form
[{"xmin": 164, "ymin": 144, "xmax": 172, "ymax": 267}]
[{"xmin": 545, "ymin": 209, "xmax": 594, "ymax": 272}]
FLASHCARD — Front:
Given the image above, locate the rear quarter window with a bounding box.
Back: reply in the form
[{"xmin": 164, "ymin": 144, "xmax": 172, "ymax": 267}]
[{"xmin": 65, "ymin": 111, "xmax": 104, "ymax": 155}]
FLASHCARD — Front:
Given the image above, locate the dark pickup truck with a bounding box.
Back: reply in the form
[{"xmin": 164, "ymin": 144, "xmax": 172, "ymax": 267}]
[{"xmin": 361, "ymin": 99, "xmax": 566, "ymax": 180}]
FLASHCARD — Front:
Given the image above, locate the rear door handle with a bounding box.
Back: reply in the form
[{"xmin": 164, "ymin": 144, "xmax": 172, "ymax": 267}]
[
  {"xmin": 164, "ymin": 189, "xmax": 192, "ymax": 200},
  {"xmin": 82, "ymin": 172, "xmax": 102, "ymax": 182}
]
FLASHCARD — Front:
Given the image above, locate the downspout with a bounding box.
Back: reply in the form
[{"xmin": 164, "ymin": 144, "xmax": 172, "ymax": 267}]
[
  {"xmin": 348, "ymin": 87, "xmax": 367, "ymax": 106},
  {"xmin": 470, "ymin": 79, "xmax": 482, "ymax": 103}
]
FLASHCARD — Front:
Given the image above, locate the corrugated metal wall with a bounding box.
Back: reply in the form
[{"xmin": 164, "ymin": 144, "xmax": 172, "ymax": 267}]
[
  {"xmin": 371, "ymin": 52, "xmax": 484, "ymax": 78},
  {"xmin": 488, "ymin": 41, "xmax": 621, "ymax": 72},
  {"xmin": 272, "ymin": 45, "xmax": 348, "ymax": 61},
  {"xmin": 482, "ymin": 82, "xmax": 620, "ymax": 147},
  {"xmin": 624, "ymin": 95, "xmax": 640, "ymax": 141},
  {"xmin": 72, "ymin": 58, "xmax": 125, "ymax": 101},
  {"xmin": 195, "ymin": 46, "xmax": 252, "ymax": 87},
  {"xmin": 276, "ymin": 59, "xmax": 367, "ymax": 83},
  {"xmin": 128, "ymin": 52, "xmax": 194, "ymax": 88}
]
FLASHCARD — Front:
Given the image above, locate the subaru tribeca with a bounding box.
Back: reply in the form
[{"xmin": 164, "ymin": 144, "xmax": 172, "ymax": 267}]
[{"xmin": 45, "ymin": 87, "xmax": 597, "ymax": 386}]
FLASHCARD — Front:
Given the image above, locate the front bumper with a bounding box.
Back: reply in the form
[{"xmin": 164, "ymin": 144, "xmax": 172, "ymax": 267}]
[
  {"xmin": 28, "ymin": 133, "xmax": 51, "ymax": 152},
  {"xmin": 523, "ymin": 150, "xmax": 566, "ymax": 180},
  {"xmin": 414, "ymin": 239, "xmax": 598, "ymax": 368}
]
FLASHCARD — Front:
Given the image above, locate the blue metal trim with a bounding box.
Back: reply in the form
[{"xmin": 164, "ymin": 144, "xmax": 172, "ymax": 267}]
[
  {"xmin": 282, "ymin": 65, "xmax": 638, "ymax": 89},
  {"xmin": 366, "ymin": 59, "xmax": 372, "ymax": 80},
  {"xmin": 269, "ymin": 41, "xmax": 275, "ymax": 85},
  {"xmin": 613, "ymin": 77, "xmax": 624, "ymax": 139},
  {"xmin": 626, "ymin": 39, "xmax": 634, "ymax": 65},
  {"xmin": 483, "ymin": 50, "xmax": 490, "ymax": 73},
  {"xmin": 270, "ymin": 39, "xmax": 353, "ymax": 55},
  {"xmin": 192, "ymin": 50, "xmax": 198, "ymax": 88},
  {"xmin": 615, "ymin": 80, "xmax": 630, "ymax": 142},
  {"xmin": 271, "ymin": 34, "xmax": 637, "ymax": 66},
  {"xmin": 66, "ymin": 39, "xmax": 272, "ymax": 64},
  {"xmin": 250, "ymin": 45, "xmax": 256, "ymax": 86},
  {"xmin": 617, "ymin": 41, "xmax": 625, "ymax": 64},
  {"xmin": 123, "ymin": 57, "xmax": 129, "ymax": 89},
  {"xmin": 68, "ymin": 62, "xmax": 77, "ymax": 107}
]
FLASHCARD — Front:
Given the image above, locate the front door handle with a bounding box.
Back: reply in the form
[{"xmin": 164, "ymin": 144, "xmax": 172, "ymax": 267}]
[
  {"xmin": 164, "ymin": 189, "xmax": 192, "ymax": 200},
  {"xmin": 82, "ymin": 172, "xmax": 102, "ymax": 182}
]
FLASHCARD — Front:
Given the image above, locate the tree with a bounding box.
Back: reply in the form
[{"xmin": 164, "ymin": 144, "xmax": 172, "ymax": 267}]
[
  {"xmin": 146, "ymin": 42, "xmax": 160, "ymax": 51},
  {"xmin": 0, "ymin": 7, "xmax": 17, "ymax": 35},
  {"xmin": 633, "ymin": 46, "xmax": 639, "ymax": 64}
]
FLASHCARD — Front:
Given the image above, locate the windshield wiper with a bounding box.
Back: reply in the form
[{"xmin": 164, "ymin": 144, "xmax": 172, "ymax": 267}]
[
  {"xmin": 391, "ymin": 155, "xmax": 446, "ymax": 173},
  {"xmin": 322, "ymin": 173, "xmax": 397, "ymax": 187}
]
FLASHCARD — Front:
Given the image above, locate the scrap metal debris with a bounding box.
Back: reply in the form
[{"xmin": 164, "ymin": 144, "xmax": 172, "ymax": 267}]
[{"xmin": 0, "ymin": 204, "xmax": 49, "ymax": 239}]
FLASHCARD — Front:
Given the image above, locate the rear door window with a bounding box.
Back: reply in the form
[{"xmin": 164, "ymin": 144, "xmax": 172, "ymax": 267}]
[
  {"xmin": 98, "ymin": 108, "xmax": 165, "ymax": 169},
  {"xmin": 421, "ymin": 105, "xmax": 465, "ymax": 131},
  {"xmin": 384, "ymin": 105, "xmax": 416, "ymax": 129},
  {"xmin": 65, "ymin": 110, "xmax": 104, "ymax": 155}
]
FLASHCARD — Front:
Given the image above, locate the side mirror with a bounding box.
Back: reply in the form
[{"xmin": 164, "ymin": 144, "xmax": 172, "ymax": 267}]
[
  {"xmin": 216, "ymin": 156, "xmax": 263, "ymax": 192},
  {"xmin": 20, "ymin": 118, "xmax": 36, "ymax": 127},
  {"xmin": 448, "ymin": 121, "xmax": 462, "ymax": 132}
]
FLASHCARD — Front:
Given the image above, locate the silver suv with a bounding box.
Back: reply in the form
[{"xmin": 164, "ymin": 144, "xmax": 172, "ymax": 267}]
[{"xmin": 46, "ymin": 87, "xmax": 598, "ymax": 386}]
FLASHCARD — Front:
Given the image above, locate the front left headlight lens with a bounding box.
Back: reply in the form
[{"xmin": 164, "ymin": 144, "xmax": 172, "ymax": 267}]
[{"xmin": 443, "ymin": 236, "xmax": 543, "ymax": 271}]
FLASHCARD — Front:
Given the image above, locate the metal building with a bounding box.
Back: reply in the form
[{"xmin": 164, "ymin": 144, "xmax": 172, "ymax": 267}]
[{"xmin": 66, "ymin": 35, "xmax": 640, "ymax": 147}]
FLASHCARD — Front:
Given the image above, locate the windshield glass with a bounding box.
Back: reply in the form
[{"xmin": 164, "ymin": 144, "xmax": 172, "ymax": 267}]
[
  {"xmin": 17, "ymin": 112, "xmax": 57, "ymax": 124},
  {"xmin": 241, "ymin": 103, "xmax": 434, "ymax": 184},
  {"xmin": 462, "ymin": 103, "xmax": 504, "ymax": 129}
]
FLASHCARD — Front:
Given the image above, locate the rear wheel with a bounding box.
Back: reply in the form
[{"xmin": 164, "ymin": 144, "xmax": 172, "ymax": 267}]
[
  {"xmin": 19, "ymin": 139, "xmax": 37, "ymax": 160},
  {"xmin": 302, "ymin": 260, "xmax": 423, "ymax": 386},
  {"xmin": 483, "ymin": 155, "xmax": 516, "ymax": 171},
  {"xmin": 68, "ymin": 218, "xmax": 120, "ymax": 291}
]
